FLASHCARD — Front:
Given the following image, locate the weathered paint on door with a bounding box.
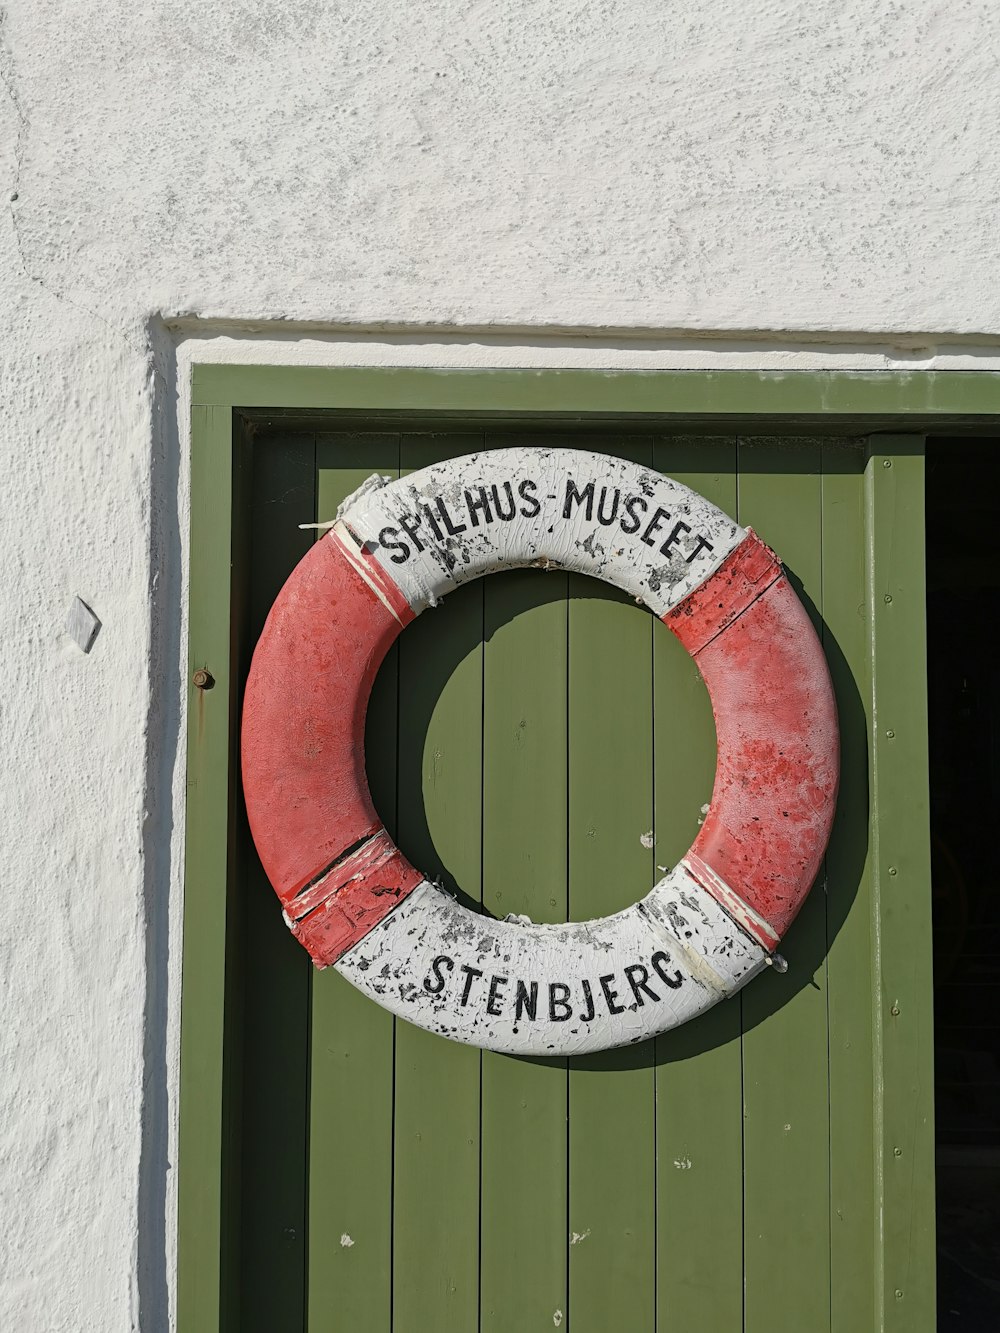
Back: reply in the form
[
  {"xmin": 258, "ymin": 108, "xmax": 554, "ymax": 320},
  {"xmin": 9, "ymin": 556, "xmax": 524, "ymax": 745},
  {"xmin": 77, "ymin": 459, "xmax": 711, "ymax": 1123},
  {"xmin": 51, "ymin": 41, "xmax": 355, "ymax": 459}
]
[{"xmin": 190, "ymin": 418, "xmax": 934, "ymax": 1332}]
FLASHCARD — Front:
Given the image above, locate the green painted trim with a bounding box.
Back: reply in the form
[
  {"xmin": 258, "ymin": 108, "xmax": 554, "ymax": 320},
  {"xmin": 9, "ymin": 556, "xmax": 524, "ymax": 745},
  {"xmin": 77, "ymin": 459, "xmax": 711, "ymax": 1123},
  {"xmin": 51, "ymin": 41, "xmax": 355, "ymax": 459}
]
[
  {"xmin": 192, "ymin": 363, "xmax": 1000, "ymax": 419},
  {"xmin": 177, "ymin": 406, "xmax": 253, "ymax": 1332},
  {"xmin": 179, "ymin": 366, "xmax": 954, "ymax": 1331},
  {"xmin": 865, "ymin": 440, "xmax": 936, "ymax": 1330}
]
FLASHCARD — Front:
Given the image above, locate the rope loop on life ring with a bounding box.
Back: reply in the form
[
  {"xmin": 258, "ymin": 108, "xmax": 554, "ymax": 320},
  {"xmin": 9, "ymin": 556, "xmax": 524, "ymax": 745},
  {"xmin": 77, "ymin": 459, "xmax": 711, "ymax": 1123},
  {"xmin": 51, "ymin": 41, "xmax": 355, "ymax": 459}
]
[{"xmin": 242, "ymin": 448, "xmax": 839, "ymax": 1055}]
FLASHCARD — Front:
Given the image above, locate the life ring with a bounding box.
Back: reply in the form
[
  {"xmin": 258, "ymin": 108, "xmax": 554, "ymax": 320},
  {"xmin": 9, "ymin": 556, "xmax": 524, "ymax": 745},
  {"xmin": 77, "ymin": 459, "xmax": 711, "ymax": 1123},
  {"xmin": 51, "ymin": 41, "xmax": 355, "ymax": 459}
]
[{"xmin": 241, "ymin": 448, "xmax": 838, "ymax": 1056}]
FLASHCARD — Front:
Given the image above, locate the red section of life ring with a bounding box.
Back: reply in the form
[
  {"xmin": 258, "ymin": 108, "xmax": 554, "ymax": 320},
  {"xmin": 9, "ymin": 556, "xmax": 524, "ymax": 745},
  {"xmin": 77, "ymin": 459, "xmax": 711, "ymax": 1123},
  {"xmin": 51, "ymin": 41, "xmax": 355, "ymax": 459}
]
[
  {"xmin": 242, "ymin": 524, "xmax": 837, "ymax": 968},
  {"xmin": 241, "ymin": 532, "xmax": 423, "ymax": 963},
  {"xmin": 666, "ymin": 534, "xmax": 836, "ymax": 947}
]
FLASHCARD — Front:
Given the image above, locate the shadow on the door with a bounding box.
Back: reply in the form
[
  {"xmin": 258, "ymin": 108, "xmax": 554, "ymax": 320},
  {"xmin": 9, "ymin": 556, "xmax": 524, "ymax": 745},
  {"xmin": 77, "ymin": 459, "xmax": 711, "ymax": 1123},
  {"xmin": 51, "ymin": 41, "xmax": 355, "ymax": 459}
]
[{"xmin": 368, "ymin": 563, "xmax": 869, "ymax": 1067}]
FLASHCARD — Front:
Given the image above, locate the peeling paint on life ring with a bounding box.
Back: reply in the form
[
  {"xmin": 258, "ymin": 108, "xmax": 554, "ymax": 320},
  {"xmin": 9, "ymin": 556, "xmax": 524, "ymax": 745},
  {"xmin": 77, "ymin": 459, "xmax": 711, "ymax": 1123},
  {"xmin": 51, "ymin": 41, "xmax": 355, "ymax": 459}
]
[{"xmin": 241, "ymin": 448, "xmax": 839, "ymax": 1056}]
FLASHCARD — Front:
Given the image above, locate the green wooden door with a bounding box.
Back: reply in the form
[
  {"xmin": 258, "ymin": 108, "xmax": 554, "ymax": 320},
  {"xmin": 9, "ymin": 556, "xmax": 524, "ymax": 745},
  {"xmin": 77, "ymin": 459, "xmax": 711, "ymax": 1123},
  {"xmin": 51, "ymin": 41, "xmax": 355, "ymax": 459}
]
[{"xmin": 202, "ymin": 423, "xmax": 934, "ymax": 1333}]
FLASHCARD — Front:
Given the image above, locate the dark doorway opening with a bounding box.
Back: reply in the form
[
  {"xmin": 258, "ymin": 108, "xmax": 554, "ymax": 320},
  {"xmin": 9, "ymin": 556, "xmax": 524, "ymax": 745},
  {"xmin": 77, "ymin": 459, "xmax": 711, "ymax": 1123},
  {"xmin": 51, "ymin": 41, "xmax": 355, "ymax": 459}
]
[{"xmin": 928, "ymin": 438, "xmax": 1000, "ymax": 1330}]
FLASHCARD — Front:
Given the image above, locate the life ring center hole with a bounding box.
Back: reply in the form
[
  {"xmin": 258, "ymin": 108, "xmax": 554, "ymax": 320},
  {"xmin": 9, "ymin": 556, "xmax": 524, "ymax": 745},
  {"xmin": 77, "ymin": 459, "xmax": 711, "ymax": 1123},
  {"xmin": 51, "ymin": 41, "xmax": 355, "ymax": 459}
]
[{"xmin": 365, "ymin": 570, "xmax": 717, "ymax": 924}]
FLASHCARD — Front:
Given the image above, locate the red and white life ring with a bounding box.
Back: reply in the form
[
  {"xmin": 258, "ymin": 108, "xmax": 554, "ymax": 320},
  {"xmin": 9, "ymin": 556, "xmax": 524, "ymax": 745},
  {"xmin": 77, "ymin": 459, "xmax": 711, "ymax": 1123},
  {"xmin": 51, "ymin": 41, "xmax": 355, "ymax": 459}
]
[{"xmin": 241, "ymin": 448, "xmax": 838, "ymax": 1056}]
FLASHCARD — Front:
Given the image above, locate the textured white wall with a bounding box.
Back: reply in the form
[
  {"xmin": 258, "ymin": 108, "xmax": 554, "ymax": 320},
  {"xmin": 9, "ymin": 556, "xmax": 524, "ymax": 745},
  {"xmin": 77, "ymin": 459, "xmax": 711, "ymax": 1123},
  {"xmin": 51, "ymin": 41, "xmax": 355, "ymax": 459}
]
[{"xmin": 2, "ymin": 1, "xmax": 999, "ymax": 1328}]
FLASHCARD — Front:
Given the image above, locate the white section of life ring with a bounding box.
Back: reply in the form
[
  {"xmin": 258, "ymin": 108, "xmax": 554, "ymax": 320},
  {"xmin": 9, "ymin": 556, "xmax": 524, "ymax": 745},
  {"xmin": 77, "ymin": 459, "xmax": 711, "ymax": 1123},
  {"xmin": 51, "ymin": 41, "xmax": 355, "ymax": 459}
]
[
  {"xmin": 334, "ymin": 446, "xmax": 745, "ymax": 617},
  {"xmin": 336, "ymin": 862, "xmax": 768, "ymax": 1055}
]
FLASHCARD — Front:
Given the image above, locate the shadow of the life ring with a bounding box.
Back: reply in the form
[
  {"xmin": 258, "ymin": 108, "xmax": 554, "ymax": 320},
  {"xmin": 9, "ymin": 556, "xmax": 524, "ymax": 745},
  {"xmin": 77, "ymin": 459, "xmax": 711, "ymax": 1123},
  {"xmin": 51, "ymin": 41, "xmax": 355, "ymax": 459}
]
[{"xmin": 366, "ymin": 564, "xmax": 868, "ymax": 1071}]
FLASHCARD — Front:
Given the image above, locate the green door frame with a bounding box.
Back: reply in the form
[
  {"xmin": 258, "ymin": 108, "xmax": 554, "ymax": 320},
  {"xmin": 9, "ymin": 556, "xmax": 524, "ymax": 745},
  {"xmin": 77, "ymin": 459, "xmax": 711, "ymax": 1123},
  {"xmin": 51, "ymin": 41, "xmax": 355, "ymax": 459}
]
[{"xmin": 180, "ymin": 364, "xmax": 1000, "ymax": 1331}]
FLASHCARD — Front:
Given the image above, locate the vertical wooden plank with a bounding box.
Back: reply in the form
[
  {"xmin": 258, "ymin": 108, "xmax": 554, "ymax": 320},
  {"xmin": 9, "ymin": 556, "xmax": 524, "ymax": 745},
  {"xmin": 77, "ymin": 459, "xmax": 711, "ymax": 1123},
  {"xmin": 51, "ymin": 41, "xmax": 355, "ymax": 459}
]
[
  {"xmin": 866, "ymin": 439, "xmax": 935, "ymax": 1332},
  {"xmin": 652, "ymin": 436, "xmax": 744, "ymax": 1333},
  {"xmin": 822, "ymin": 442, "xmax": 879, "ymax": 1333},
  {"xmin": 308, "ymin": 434, "xmax": 400, "ymax": 1333},
  {"xmin": 567, "ymin": 437, "xmax": 656, "ymax": 1333},
  {"xmin": 480, "ymin": 431, "xmax": 569, "ymax": 1333},
  {"xmin": 391, "ymin": 434, "xmax": 484, "ymax": 1333},
  {"xmin": 739, "ymin": 437, "xmax": 830, "ymax": 1333},
  {"xmin": 178, "ymin": 403, "xmax": 238, "ymax": 1332},
  {"xmin": 239, "ymin": 432, "xmax": 315, "ymax": 1332}
]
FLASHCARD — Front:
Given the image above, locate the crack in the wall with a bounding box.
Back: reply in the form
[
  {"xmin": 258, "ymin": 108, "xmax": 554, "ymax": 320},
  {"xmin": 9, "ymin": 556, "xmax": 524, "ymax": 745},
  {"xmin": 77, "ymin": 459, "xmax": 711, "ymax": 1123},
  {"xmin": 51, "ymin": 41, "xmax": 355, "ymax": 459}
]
[
  {"xmin": 0, "ymin": 8, "xmax": 147, "ymax": 352},
  {"xmin": 0, "ymin": 9, "xmax": 26, "ymax": 137},
  {"xmin": 0, "ymin": 4, "xmax": 29, "ymax": 273}
]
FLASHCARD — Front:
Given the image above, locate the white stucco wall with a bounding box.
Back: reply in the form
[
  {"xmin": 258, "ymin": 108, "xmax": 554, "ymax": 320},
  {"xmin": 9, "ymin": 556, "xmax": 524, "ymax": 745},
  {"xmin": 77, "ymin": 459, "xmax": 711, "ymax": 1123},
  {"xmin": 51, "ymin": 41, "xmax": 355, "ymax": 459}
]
[{"xmin": 2, "ymin": 1, "xmax": 1000, "ymax": 1328}]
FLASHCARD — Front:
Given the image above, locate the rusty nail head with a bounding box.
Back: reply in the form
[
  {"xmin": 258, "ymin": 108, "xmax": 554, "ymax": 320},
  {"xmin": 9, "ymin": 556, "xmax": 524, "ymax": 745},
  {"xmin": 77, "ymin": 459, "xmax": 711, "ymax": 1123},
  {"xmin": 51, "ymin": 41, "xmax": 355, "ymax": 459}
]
[{"xmin": 193, "ymin": 668, "xmax": 214, "ymax": 690}]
